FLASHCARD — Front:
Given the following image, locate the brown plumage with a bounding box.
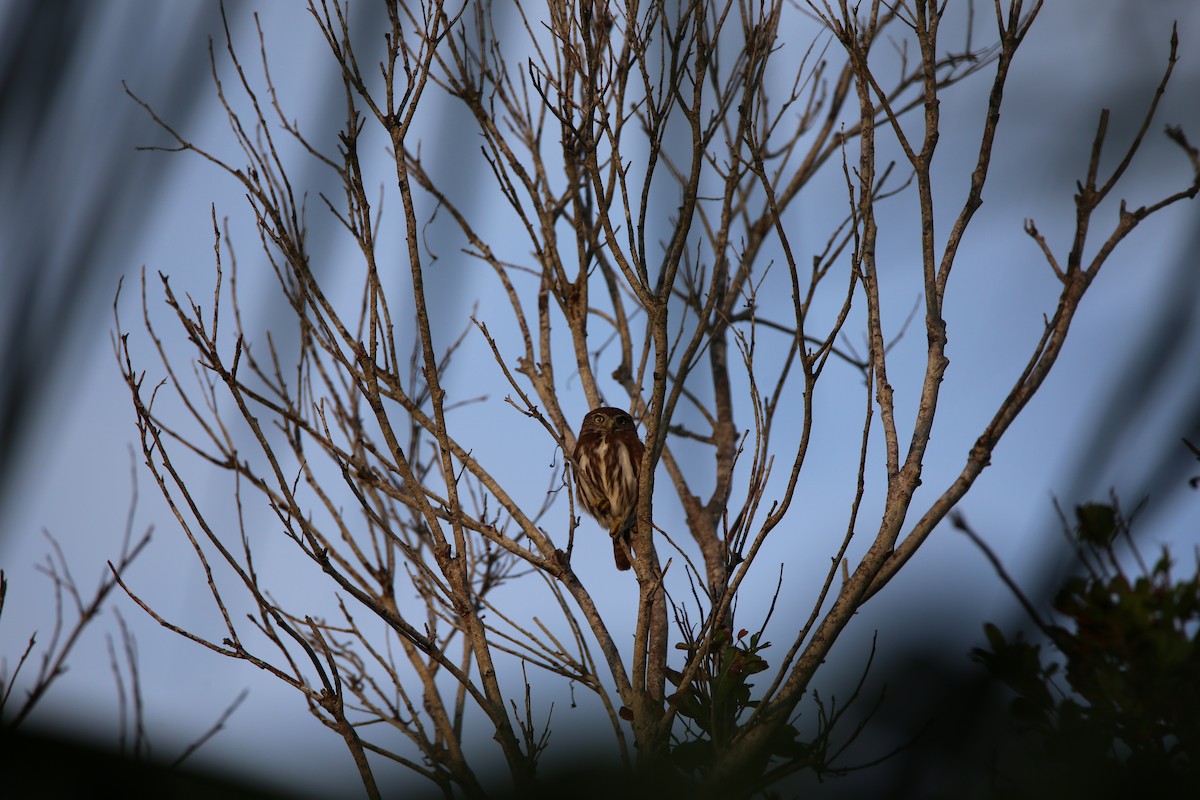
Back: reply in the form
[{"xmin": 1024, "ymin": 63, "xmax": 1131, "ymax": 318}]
[{"xmin": 573, "ymin": 407, "xmax": 644, "ymax": 571}]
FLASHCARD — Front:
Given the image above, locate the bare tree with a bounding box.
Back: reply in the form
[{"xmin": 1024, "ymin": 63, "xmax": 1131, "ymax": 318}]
[
  {"xmin": 0, "ymin": 457, "xmax": 246, "ymax": 770},
  {"xmin": 113, "ymin": 1, "xmax": 1199, "ymax": 797},
  {"xmin": 0, "ymin": 474, "xmax": 150, "ymax": 733}
]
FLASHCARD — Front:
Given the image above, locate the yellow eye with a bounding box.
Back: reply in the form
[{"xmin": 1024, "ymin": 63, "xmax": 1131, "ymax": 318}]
[
  {"xmin": 618, "ymin": 415, "xmax": 631, "ymax": 427},
  {"xmin": 592, "ymin": 413, "xmax": 605, "ymax": 424}
]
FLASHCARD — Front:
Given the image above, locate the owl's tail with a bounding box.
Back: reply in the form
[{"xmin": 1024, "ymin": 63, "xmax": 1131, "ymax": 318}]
[{"xmin": 611, "ymin": 527, "xmax": 632, "ymax": 571}]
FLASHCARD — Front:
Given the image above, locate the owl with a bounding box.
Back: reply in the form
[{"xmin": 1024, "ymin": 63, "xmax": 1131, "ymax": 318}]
[{"xmin": 573, "ymin": 407, "xmax": 645, "ymax": 571}]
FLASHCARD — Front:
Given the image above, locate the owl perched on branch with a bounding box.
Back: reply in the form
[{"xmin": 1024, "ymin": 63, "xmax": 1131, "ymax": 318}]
[{"xmin": 573, "ymin": 407, "xmax": 645, "ymax": 571}]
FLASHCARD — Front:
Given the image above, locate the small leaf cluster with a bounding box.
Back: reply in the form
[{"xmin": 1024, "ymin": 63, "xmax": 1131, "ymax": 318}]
[{"xmin": 666, "ymin": 627, "xmax": 797, "ymax": 774}]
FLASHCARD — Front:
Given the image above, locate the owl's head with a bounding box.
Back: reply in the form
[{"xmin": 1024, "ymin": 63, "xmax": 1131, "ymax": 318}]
[{"xmin": 580, "ymin": 407, "xmax": 635, "ymax": 436}]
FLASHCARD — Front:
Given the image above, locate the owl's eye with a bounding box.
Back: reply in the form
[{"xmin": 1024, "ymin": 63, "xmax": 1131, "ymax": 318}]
[
  {"xmin": 617, "ymin": 415, "xmax": 632, "ymax": 427},
  {"xmin": 592, "ymin": 413, "xmax": 606, "ymax": 424}
]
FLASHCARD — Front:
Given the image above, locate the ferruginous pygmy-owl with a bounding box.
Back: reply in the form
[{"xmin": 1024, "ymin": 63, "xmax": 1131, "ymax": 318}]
[{"xmin": 573, "ymin": 407, "xmax": 645, "ymax": 571}]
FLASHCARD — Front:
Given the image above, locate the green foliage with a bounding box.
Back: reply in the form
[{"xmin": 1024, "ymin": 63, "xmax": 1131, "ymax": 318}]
[
  {"xmin": 666, "ymin": 627, "xmax": 805, "ymax": 777},
  {"xmin": 974, "ymin": 498, "xmax": 1200, "ymax": 796}
]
